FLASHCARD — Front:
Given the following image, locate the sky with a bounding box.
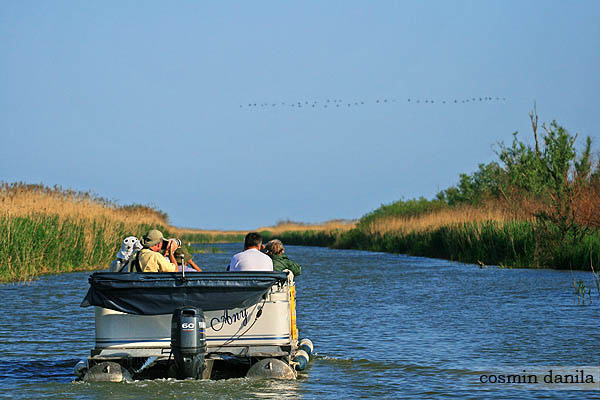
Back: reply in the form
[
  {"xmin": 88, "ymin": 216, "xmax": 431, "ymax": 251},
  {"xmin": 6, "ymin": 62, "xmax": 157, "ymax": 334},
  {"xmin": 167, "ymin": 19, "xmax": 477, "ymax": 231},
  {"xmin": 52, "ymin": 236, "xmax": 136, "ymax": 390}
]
[{"xmin": 1, "ymin": 1, "xmax": 599, "ymax": 230}]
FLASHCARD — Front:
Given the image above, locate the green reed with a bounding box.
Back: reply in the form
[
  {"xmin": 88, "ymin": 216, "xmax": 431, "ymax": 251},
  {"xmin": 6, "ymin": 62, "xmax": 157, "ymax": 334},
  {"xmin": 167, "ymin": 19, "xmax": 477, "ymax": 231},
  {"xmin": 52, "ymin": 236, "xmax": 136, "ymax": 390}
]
[
  {"xmin": 0, "ymin": 213, "xmax": 171, "ymax": 283},
  {"xmin": 195, "ymin": 246, "xmax": 223, "ymax": 254},
  {"xmin": 180, "ymin": 232, "xmax": 245, "ymax": 244},
  {"xmin": 262, "ymin": 219, "xmax": 600, "ymax": 270},
  {"xmin": 261, "ymin": 230, "xmax": 340, "ymax": 247},
  {"xmin": 573, "ymin": 279, "xmax": 592, "ymax": 305}
]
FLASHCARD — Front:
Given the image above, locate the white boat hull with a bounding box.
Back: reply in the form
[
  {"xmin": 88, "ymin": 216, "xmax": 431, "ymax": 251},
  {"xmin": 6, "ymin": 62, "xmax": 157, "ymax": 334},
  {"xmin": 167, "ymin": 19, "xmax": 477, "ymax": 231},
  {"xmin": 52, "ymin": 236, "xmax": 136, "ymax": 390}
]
[
  {"xmin": 80, "ymin": 272, "xmax": 308, "ymax": 380},
  {"xmin": 92, "ymin": 280, "xmax": 295, "ymax": 356}
]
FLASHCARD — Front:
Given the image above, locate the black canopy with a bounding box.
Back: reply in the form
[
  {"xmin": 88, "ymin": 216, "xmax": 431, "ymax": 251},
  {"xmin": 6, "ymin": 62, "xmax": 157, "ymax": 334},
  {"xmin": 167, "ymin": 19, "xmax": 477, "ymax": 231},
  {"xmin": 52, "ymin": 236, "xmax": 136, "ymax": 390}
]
[{"xmin": 81, "ymin": 272, "xmax": 288, "ymax": 315}]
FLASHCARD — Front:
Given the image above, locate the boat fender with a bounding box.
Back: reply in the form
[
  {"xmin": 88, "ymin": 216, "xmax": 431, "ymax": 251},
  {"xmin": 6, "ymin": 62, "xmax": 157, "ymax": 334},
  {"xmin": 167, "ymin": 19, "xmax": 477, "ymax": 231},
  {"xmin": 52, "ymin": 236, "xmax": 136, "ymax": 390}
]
[
  {"xmin": 246, "ymin": 358, "xmax": 296, "ymax": 380},
  {"xmin": 74, "ymin": 359, "xmax": 87, "ymax": 379},
  {"xmin": 298, "ymin": 338, "xmax": 313, "ymax": 356},
  {"xmin": 292, "ymin": 349, "xmax": 310, "ymax": 371},
  {"xmin": 83, "ymin": 361, "xmax": 132, "ymax": 383}
]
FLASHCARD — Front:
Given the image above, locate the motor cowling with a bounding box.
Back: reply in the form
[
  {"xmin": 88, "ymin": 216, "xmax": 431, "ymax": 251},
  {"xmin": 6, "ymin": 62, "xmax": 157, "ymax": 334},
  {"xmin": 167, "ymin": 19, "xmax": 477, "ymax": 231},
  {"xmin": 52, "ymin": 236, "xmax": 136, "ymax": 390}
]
[{"xmin": 171, "ymin": 306, "xmax": 206, "ymax": 379}]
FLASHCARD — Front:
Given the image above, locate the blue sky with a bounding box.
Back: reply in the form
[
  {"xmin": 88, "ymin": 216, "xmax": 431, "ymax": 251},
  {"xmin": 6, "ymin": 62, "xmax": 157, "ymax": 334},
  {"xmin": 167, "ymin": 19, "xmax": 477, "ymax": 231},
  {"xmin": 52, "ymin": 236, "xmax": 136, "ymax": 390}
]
[{"xmin": 1, "ymin": 1, "xmax": 599, "ymax": 229}]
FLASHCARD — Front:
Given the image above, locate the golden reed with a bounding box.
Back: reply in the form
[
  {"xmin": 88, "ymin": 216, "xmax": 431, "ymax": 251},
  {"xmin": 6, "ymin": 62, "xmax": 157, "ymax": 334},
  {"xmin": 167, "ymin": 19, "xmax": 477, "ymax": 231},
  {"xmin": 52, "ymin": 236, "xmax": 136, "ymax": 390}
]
[
  {"xmin": 361, "ymin": 203, "xmax": 533, "ymax": 236},
  {"xmin": 0, "ymin": 183, "xmax": 184, "ymax": 282},
  {"xmin": 258, "ymin": 219, "xmax": 356, "ymax": 235}
]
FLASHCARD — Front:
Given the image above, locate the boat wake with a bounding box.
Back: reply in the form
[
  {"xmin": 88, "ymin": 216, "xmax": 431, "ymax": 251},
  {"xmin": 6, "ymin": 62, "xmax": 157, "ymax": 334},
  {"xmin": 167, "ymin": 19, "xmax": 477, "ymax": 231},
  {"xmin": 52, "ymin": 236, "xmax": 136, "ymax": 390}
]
[
  {"xmin": 313, "ymin": 354, "xmax": 481, "ymax": 377},
  {"xmin": 0, "ymin": 359, "xmax": 80, "ymax": 382}
]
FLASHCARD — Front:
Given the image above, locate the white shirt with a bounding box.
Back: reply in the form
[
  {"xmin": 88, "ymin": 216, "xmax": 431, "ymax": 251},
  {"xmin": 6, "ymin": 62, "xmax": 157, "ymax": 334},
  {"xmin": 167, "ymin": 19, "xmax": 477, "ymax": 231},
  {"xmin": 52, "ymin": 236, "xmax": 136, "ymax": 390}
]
[{"xmin": 229, "ymin": 248, "xmax": 273, "ymax": 272}]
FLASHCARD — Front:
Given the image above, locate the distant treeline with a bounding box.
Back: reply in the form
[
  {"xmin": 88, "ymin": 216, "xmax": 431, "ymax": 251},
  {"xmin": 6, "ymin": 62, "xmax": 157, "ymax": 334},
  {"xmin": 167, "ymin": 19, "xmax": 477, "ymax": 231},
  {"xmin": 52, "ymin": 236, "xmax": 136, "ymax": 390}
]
[{"xmin": 267, "ymin": 110, "xmax": 600, "ymax": 270}]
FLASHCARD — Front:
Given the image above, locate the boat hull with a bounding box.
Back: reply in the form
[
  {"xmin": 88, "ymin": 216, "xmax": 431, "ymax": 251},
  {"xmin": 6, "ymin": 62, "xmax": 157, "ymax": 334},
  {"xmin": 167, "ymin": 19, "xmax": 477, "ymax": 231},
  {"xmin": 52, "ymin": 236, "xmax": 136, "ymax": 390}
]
[
  {"xmin": 94, "ymin": 288, "xmax": 292, "ymax": 350},
  {"xmin": 79, "ymin": 271, "xmax": 306, "ymax": 380}
]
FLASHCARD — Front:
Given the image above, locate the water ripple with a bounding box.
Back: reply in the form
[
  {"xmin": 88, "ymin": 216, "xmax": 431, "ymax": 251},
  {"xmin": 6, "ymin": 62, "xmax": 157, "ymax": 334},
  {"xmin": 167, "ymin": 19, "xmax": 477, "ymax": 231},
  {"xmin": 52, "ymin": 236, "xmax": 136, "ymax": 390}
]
[{"xmin": 0, "ymin": 244, "xmax": 598, "ymax": 399}]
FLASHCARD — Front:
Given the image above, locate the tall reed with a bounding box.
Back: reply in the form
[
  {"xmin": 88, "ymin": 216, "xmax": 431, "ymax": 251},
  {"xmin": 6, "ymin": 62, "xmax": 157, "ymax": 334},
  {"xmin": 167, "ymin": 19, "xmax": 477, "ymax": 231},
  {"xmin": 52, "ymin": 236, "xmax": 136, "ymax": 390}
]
[
  {"xmin": 0, "ymin": 183, "xmax": 171, "ymax": 283},
  {"xmin": 262, "ymin": 204, "xmax": 600, "ymax": 270},
  {"xmin": 259, "ymin": 219, "xmax": 355, "ymax": 247}
]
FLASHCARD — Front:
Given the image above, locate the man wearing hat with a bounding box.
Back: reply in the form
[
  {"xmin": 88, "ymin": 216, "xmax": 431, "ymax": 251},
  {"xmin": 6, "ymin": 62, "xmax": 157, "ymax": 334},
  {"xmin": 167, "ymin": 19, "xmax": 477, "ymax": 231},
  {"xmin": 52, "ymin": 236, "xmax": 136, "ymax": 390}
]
[{"xmin": 137, "ymin": 229, "xmax": 178, "ymax": 272}]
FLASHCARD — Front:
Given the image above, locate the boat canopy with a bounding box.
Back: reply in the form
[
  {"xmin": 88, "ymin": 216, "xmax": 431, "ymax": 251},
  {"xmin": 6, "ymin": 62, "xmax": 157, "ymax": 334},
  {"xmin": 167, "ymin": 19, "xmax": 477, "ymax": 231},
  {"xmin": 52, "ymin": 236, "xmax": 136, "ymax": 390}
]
[{"xmin": 81, "ymin": 272, "xmax": 288, "ymax": 315}]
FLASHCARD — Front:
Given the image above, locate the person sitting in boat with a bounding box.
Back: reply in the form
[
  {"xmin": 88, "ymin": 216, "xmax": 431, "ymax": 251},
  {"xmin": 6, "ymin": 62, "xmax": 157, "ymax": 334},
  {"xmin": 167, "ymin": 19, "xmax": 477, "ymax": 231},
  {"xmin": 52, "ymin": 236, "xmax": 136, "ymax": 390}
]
[
  {"xmin": 228, "ymin": 231, "xmax": 273, "ymax": 271},
  {"xmin": 264, "ymin": 239, "xmax": 302, "ymax": 277},
  {"xmin": 173, "ymin": 247, "xmax": 202, "ymax": 272},
  {"xmin": 134, "ymin": 229, "xmax": 178, "ymax": 272}
]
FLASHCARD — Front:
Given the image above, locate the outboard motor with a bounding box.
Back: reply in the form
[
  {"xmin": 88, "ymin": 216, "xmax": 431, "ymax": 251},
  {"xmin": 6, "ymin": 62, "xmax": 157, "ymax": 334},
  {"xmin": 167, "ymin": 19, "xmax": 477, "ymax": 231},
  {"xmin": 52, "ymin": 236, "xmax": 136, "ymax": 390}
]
[{"xmin": 171, "ymin": 307, "xmax": 206, "ymax": 379}]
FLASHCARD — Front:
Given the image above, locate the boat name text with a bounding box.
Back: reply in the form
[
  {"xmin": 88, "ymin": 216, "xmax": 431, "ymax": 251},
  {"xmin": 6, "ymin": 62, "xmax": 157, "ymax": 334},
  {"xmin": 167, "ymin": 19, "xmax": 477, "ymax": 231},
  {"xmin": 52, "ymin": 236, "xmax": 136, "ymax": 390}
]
[{"xmin": 210, "ymin": 309, "xmax": 248, "ymax": 331}]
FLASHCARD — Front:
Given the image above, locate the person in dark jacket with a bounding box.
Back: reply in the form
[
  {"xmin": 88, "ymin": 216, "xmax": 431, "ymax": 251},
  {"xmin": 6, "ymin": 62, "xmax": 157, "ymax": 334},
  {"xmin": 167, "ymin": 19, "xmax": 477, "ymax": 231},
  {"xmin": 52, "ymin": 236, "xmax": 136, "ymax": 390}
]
[{"xmin": 264, "ymin": 239, "xmax": 302, "ymax": 277}]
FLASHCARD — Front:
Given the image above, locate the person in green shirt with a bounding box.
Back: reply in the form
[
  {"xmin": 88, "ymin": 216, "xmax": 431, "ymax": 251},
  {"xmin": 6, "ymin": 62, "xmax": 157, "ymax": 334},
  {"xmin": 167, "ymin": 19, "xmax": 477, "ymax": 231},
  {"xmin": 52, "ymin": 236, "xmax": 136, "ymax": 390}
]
[{"xmin": 264, "ymin": 239, "xmax": 302, "ymax": 277}]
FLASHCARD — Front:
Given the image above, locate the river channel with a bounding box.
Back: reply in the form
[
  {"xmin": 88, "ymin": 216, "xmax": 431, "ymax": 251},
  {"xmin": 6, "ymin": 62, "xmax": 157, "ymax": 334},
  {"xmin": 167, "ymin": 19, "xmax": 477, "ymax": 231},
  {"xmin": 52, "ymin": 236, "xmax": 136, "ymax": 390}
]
[{"xmin": 1, "ymin": 243, "xmax": 599, "ymax": 399}]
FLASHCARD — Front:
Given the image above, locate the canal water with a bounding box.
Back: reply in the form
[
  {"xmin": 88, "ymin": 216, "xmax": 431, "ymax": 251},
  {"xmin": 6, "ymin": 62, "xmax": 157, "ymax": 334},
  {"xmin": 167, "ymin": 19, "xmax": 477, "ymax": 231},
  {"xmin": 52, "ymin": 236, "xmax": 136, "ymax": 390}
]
[{"xmin": 0, "ymin": 243, "xmax": 598, "ymax": 399}]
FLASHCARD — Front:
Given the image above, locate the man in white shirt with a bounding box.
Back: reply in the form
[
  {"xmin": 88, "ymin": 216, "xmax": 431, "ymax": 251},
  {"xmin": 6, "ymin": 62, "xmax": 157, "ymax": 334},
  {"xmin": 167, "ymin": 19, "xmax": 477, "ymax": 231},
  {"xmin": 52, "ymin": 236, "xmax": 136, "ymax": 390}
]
[{"xmin": 229, "ymin": 232, "xmax": 274, "ymax": 272}]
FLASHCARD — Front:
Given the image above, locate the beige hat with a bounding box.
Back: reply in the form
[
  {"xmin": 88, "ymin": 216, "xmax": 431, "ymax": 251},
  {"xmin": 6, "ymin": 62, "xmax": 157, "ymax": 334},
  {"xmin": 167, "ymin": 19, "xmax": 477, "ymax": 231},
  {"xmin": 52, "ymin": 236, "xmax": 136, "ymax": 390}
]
[{"xmin": 141, "ymin": 229, "xmax": 165, "ymax": 248}]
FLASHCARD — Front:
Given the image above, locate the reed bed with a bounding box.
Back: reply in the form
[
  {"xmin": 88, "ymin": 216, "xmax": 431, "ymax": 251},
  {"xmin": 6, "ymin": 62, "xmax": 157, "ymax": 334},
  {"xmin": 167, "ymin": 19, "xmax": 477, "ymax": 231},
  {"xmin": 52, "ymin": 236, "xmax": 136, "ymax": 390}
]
[
  {"xmin": 334, "ymin": 219, "xmax": 600, "ymax": 270},
  {"xmin": 0, "ymin": 183, "xmax": 171, "ymax": 283},
  {"xmin": 359, "ymin": 204, "xmax": 528, "ymax": 236},
  {"xmin": 2, "ymin": 183, "xmax": 168, "ymax": 226},
  {"xmin": 259, "ymin": 219, "xmax": 356, "ymax": 247},
  {"xmin": 262, "ymin": 204, "xmax": 599, "ymax": 270},
  {"xmin": 179, "ymin": 231, "xmax": 246, "ymax": 244},
  {"xmin": 258, "ymin": 219, "xmax": 356, "ymax": 234}
]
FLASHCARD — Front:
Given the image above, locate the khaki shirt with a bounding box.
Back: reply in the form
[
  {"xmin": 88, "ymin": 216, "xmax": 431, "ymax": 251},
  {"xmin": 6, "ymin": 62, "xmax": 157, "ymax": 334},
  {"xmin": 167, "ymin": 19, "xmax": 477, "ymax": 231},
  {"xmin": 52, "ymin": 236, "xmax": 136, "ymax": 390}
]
[{"xmin": 138, "ymin": 249, "xmax": 177, "ymax": 272}]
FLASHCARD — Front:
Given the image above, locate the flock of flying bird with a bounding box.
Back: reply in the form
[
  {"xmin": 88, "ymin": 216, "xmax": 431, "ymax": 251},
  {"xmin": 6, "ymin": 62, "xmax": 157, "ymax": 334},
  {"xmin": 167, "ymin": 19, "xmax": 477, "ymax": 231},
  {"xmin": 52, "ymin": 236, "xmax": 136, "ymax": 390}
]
[{"xmin": 239, "ymin": 96, "xmax": 507, "ymax": 109}]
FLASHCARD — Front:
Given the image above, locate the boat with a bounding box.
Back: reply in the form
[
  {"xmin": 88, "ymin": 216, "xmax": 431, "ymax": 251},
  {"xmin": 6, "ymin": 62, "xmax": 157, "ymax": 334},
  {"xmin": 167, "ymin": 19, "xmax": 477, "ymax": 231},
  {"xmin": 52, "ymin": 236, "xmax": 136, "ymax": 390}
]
[{"xmin": 76, "ymin": 270, "xmax": 313, "ymax": 381}]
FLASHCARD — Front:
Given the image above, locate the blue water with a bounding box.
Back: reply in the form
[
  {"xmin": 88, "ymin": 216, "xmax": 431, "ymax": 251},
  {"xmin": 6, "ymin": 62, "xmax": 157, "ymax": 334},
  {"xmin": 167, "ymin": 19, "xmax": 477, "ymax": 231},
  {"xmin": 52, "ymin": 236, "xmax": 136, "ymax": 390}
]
[{"xmin": 1, "ymin": 243, "xmax": 599, "ymax": 399}]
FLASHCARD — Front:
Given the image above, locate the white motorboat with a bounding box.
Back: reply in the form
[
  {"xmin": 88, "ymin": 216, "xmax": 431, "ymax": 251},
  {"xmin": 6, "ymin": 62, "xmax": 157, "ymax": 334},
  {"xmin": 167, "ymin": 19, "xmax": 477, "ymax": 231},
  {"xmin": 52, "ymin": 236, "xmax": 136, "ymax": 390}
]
[{"xmin": 77, "ymin": 271, "xmax": 313, "ymax": 381}]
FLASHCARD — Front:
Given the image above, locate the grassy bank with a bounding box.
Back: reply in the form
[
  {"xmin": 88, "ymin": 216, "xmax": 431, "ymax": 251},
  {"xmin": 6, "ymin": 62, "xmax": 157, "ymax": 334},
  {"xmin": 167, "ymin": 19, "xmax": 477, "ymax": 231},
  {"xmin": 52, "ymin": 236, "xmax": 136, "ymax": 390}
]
[
  {"xmin": 334, "ymin": 219, "xmax": 600, "ymax": 269},
  {"xmin": 178, "ymin": 230, "xmax": 245, "ymax": 244},
  {"xmin": 260, "ymin": 220, "xmax": 355, "ymax": 247},
  {"xmin": 0, "ymin": 183, "xmax": 268, "ymax": 283},
  {"xmin": 0, "ymin": 183, "xmax": 175, "ymax": 283},
  {"xmin": 261, "ymin": 211, "xmax": 600, "ymax": 270},
  {"xmin": 1, "ymin": 213, "xmax": 169, "ymax": 282},
  {"xmin": 262, "ymin": 113, "xmax": 600, "ymax": 271}
]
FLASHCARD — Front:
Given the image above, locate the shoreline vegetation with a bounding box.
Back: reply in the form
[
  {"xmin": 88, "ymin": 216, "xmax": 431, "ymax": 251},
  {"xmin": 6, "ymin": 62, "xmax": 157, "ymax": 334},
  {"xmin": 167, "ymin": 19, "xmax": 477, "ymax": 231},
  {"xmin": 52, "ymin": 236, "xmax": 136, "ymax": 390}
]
[
  {"xmin": 264, "ymin": 110, "xmax": 600, "ymax": 271},
  {"xmin": 0, "ymin": 183, "xmax": 246, "ymax": 283},
  {"xmin": 2, "ymin": 110, "xmax": 598, "ymax": 283}
]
